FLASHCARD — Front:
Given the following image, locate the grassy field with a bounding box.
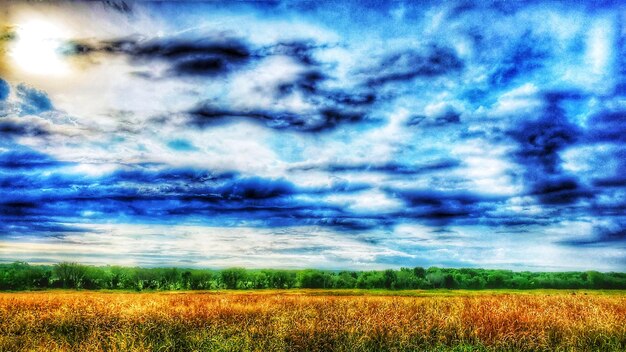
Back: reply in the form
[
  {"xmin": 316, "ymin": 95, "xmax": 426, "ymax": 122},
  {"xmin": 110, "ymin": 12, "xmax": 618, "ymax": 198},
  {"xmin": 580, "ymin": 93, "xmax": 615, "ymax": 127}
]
[{"xmin": 1, "ymin": 290, "xmax": 625, "ymax": 351}]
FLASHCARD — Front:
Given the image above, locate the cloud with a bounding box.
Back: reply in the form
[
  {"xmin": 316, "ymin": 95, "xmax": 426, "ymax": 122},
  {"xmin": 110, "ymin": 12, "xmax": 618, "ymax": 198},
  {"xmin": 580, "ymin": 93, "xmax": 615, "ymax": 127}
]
[
  {"xmin": 0, "ymin": 117, "xmax": 51, "ymax": 138},
  {"xmin": 101, "ymin": 0, "xmax": 133, "ymax": 14},
  {"xmin": 65, "ymin": 33, "xmax": 381, "ymax": 132},
  {"xmin": 406, "ymin": 109, "xmax": 462, "ymax": 127},
  {"xmin": 0, "ymin": 146, "xmax": 384, "ymax": 233},
  {"xmin": 263, "ymin": 41, "xmax": 324, "ymax": 67},
  {"xmin": 530, "ymin": 176, "xmax": 590, "ymax": 205},
  {"xmin": 508, "ymin": 92, "xmax": 587, "ymax": 205},
  {"xmin": 187, "ymin": 102, "xmax": 369, "ymax": 132},
  {"xmin": 66, "ymin": 36, "xmax": 254, "ymax": 77},
  {"xmin": 560, "ymin": 221, "xmax": 626, "ymax": 246},
  {"xmin": 0, "ymin": 79, "xmax": 9, "ymax": 101},
  {"xmin": 488, "ymin": 33, "xmax": 549, "ymax": 88},
  {"xmin": 363, "ymin": 46, "xmax": 464, "ymax": 87},
  {"xmin": 585, "ymin": 110, "xmax": 626, "ymax": 144},
  {"xmin": 0, "ymin": 218, "xmax": 87, "ymax": 237},
  {"xmin": 290, "ymin": 159, "xmax": 461, "ymax": 175},
  {"xmin": 2, "ymin": 1, "xmax": 626, "ymax": 270},
  {"xmin": 15, "ymin": 84, "xmax": 53, "ymax": 115},
  {"xmin": 589, "ymin": 149, "xmax": 626, "ymax": 188},
  {"xmin": 386, "ymin": 187, "xmax": 507, "ymax": 226},
  {"xmin": 0, "ymin": 147, "xmax": 65, "ymax": 169}
]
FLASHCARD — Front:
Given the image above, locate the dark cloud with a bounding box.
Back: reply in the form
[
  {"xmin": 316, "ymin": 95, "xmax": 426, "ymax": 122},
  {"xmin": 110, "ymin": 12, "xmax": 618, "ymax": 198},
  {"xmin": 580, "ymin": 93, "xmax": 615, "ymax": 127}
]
[
  {"xmin": 0, "ymin": 148, "xmax": 64, "ymax": 169},
  {"xmin": 101, "ymin": 0, "xmax": 133, "ymax": 14},
  {"xmin": 263, "ymin": 42, "xmax": 378, "ymax": 110},
  {"xmin": 324, "ymin": 90, "xmax": 376, "ymax": 107},
  {"xmin": 276, "ymin": 70, "xmax": 327, "ymax": 99},
  {"xmin": 290, "ymin": 159, "xmax": 461, "ymax": 175},
  {"xmin": 0, "ymin": 143, "xmax": 492, "ymax": 235},
  {"xmin": 259, "ymin": 44, "xmax": 378, "ymax": 132},
  {"xmin": 386, "ymin": 188, "xmax": 506, "ymax": 226},
  {"xmin": 509, "ymin": 92, "xmax": 587, "ymax": 205},
  {"xmin": 394, "ymin": 189, "xmax": 489, "ymax": 207},
  {"xmin": 264, "ymin": 41, "xmax": 323, "ymax": 66},
  {"xmin": 593, "ymin": 176, "xmax": 626, "ymax": 188},
  {"xmin": 268, "ymin": 73, "xmax": 377, "ymax": 132},
  {"xmin": 0, "ymin": 218, "xmax": 87, "ymax": 237},
  {"xmin": 214, "ymin": 176, "xmax": 295, "ymax": 200},
  {"xmin": 0, "ymin": 146, "xmax": 388, "ymax": 233},
  {"xmin": 407, "ymin": 109, "xmax": 462, "ymax": 127},
  {"xmin": 365, "ymin": 46, "xmax": 464, "ymax": 86},
  {"xmin": 65, "ymin": 34, "xmax": 380, "ymax": 132},
  {"xmin": 66, "ymin": 32, "xmax": 382, "ymax": 132},
  {"xmin": 183, "ymin": 51, "xmax": 377, "ymax": 132},
  {"xmin": 313, "ymin": 216, "xmax": 392, "ymax": 231},
  {"xmin": 560, "ymin": 221, "xmax": 626, "ymax": 246},
  {"xmin": 585, "ymin": 110, "xmax": 626, "ymax": 144},
  {"xmin": 187, "ymin": 103, "xmax": 368, "ymax": 132},
  {"xmin": 511, "ymin": 112, "xmax": 578, "ymax": 173},
  {"xmin": 66, "ymin": 36, "xmax": 254, "ymax": 77},
  {"xmin": 1, "ymin": 167, "xmax": 293, "ymax": 230},
  {"xmin": 67, "ymin": 36, "xmax": 335, "ymax": 79},
  {"xmin": 530, "ymin": 176, "xmax": 591, "ymax": 205},
  {"xmin": 0, "ymin": 118, "xmax": 51, "ymax": 138}
]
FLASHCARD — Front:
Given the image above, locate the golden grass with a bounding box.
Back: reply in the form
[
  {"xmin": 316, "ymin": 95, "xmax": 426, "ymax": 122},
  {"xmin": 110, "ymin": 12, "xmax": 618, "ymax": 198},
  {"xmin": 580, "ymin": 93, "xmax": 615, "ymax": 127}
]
[{"xmin": 0, "ymin": 290, "xmax": 625, "ymax": 351}]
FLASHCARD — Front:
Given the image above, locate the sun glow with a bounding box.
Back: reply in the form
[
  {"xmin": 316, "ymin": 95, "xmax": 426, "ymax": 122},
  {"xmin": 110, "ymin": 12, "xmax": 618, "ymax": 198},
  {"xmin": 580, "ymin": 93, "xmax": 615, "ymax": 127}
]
[{"xmin": 9, "ymin": 21, "xmax": 70, "ymax": 76}]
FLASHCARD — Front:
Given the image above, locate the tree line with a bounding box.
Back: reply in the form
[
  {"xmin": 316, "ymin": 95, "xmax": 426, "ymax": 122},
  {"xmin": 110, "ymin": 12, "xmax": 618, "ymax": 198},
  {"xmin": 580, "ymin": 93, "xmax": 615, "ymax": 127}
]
[{"xmin": 1, "ymin": 262, "xmax": 625, "ymax": 291}]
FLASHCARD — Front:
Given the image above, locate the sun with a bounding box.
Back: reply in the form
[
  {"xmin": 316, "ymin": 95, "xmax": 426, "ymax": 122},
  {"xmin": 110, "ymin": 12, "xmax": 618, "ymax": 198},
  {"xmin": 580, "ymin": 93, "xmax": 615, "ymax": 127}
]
[{"xmin": 9, "ymin": 20, "xmax": 70, "ymax": 76}]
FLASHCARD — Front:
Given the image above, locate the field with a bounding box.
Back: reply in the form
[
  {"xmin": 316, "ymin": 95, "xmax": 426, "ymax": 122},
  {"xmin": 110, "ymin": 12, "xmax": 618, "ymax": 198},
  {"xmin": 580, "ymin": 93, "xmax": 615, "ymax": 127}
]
[{"xmin": 1, "ymin": 290, "xmax": 625, "ymax": 351}]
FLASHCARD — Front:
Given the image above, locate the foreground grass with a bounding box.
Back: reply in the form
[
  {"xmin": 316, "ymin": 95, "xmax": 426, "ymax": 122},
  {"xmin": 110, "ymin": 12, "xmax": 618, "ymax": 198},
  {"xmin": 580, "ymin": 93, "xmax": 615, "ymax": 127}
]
[{"xmin": 0, "ymin": 290, "xmax": 625, "ymax": 351}]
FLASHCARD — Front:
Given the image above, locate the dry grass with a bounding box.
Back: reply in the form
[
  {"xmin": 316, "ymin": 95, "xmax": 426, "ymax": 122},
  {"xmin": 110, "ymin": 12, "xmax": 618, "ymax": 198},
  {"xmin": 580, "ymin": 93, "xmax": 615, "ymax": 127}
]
[{"xmin": 0, "ymin": 290, "xmax": 625, "ymax": 351}]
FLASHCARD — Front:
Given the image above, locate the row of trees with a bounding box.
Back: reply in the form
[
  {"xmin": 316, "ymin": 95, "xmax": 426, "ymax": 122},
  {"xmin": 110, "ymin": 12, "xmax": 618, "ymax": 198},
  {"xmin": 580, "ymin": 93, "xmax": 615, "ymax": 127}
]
[{"xmin": 1, "ymin": 262, "xmax": 625, "ymax": 291}]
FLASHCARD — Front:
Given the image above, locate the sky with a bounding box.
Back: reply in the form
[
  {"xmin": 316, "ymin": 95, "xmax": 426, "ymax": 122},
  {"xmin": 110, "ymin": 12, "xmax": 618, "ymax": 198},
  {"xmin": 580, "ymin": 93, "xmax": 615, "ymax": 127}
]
[{"xmin": 0, "ymin": 1, "xmax": 625, "ymax": 271}]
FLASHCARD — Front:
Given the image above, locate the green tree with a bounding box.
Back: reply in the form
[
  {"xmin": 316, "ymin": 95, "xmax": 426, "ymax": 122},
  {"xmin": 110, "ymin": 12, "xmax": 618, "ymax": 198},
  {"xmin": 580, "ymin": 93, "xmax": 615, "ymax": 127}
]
[
  {"xmin": 221, "ymin": 268, "xmax": 246, "ymax": 289},
  {"xmin": 383, "ymin": 269, "xmax": 397, "ymax": 289},
  {"xmin": 54, "ymin": 262, "xmax": 87, "ymax": 289}
]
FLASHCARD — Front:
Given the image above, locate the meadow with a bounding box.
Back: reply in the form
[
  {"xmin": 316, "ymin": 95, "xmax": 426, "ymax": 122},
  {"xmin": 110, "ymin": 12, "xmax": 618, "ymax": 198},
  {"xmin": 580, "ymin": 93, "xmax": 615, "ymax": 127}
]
[{"xmin": 1, "ymin": 290, "xmax": 625, "ymax": 351}]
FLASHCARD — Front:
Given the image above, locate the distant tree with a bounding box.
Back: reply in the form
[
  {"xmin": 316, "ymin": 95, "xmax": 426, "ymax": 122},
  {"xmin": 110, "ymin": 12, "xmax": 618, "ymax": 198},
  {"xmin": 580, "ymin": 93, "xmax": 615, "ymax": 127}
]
[
  {"xmin": 248, "ymin": 271, "xmax": 268, "ymax": 289},
  {"xmin": 3, "ymin": 262, "xmax": 626, "ymax": 291},
  {"xmin": 383, "ymin": 269, "xmax": 397, "ymax": 289},
  {"xmin": 426, "ymin": 268, "xmax": 444, "ymax": 288},
  {"xmin": 395, "ymin": 268, "xmax": 418, "ymax": 289},
  {"xmin": 333, "ymin": 271, "xmax": 357, "ymax": 289},
  {"xmin": 182, "ymin": 271, "xmax": 192, "ymax": 290},
  {"xmin": 190, "ymin": 270, "xmax": 214, "ymax": 290},
  {"xmin": 586, "ymin": 271, "xmax": 607, "ymax": 289},
  {"xmin": 298, "ymin": 270, "xmax": 330, "ymax": 288},
  {"xmin": 356, "ymin": 271, "xmax": 384, "ymax": 289},
  {"xmin": 443, "ymin": 274, "xmax": 457, "ymax": 289},
  {"xmin": 221, "ymin": 268, "xmax": 246, "ymax": 289},
  {"xmin": 413, "ymin": 267, "xmax": 426, "ymax": 279},
  {"xmin": 485, "ymin": 273, "xmax": 506, "ymax": 289},
  {"xmin": 163, "ymin": 268, "xmax": 180, "ymax": 290},
  {"xmin": 54, "ymin": 262, "xmax": 87, "ymax": 289},
  {"xmin": 266, "ymin": 270, "xmax": 293, "ymax": 289}
]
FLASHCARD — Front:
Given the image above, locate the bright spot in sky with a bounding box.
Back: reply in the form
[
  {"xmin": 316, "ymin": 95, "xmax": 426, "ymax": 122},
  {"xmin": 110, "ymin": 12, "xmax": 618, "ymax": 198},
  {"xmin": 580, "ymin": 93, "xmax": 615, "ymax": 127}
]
[
  {"xmin": 586, "ymin": 19, "xmax": 614, "ymax": 75},
  {"xmin": 9, "ymin": 21, "xmax": 70, "ymax": 76}
]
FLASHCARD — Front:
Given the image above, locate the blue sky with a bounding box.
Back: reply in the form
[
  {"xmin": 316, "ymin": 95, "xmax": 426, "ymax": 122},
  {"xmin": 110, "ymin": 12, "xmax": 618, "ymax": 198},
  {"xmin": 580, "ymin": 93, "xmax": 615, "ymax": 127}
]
[{"xmin": 0, "ymin": 1, "xmax": 624, "ymax": 270}]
